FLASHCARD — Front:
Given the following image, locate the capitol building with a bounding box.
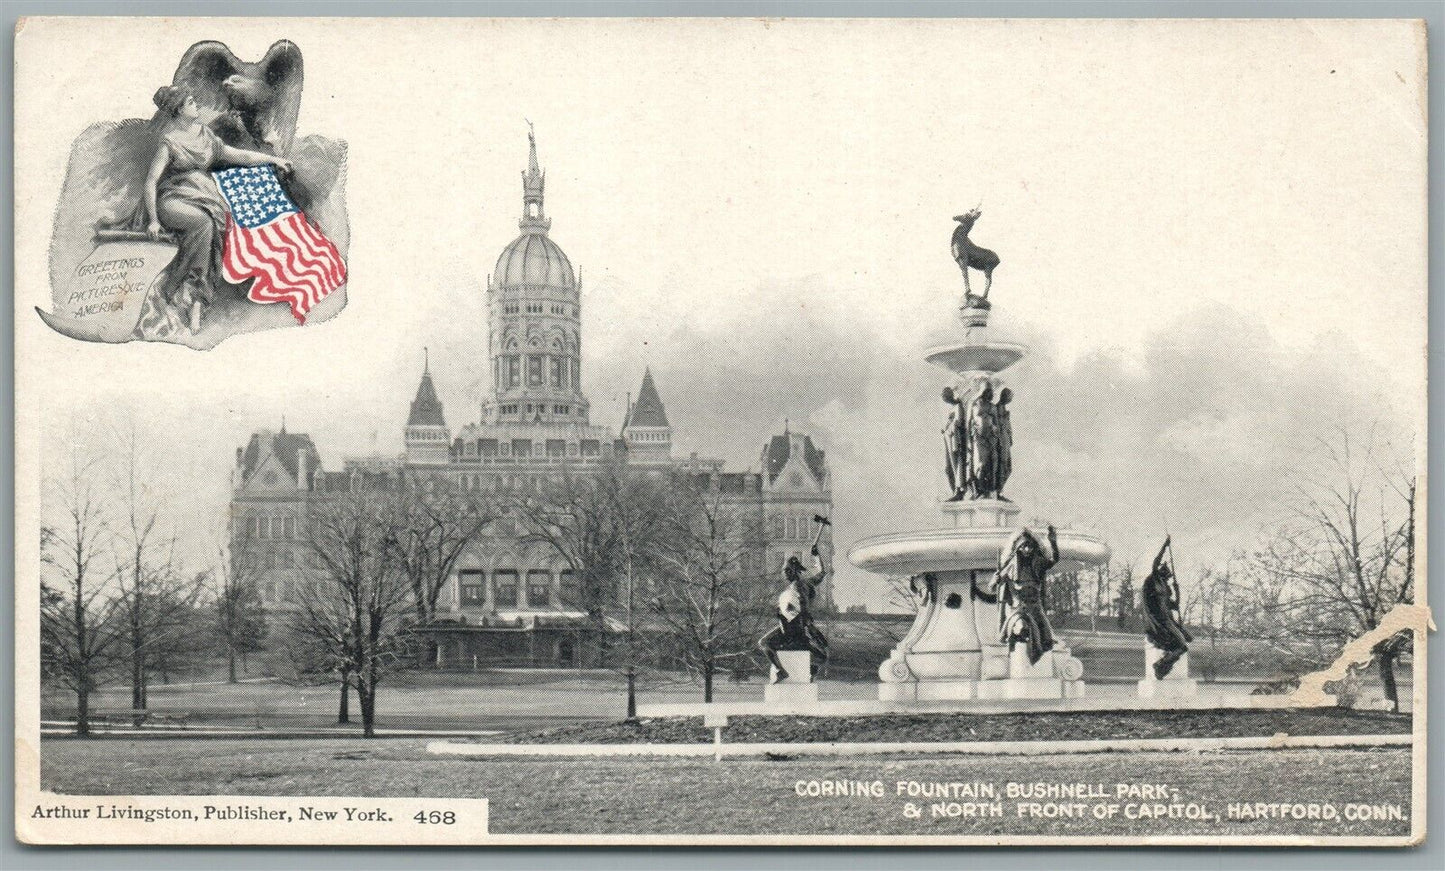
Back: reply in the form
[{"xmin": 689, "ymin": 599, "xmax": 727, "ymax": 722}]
[{"xmin": 230, "ymin": 132, "xmax": 834, "ymax": 668}]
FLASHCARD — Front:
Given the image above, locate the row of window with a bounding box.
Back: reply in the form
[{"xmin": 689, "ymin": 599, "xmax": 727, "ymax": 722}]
[
  {"xmin": 493, "ymin": 403, "xmax": 574, "ymax": 417},
  {"xmin": 495, "ymin": 354, "xmax": 581, "ymax": 391},
  {"xmin": 630, "ymin": 431, "xmax": 668, "ymax": 442},
  {"xmin": 499, "ymin": 303, "xmax": 576, "ymax": 317},
  {"xmin": 772, "ymin": 515, "xmax": 828, "ymax": 541},
  {"xmin": 460, "ymin": 438, "xmax": 603, "ymax": 461},
  {"xmin": 455, "ymin": 568, "xmax": 579, "ymax": 608},
  {"xmin": 245, "ymin": 515, "xmax": 300, "ymax": 540}
]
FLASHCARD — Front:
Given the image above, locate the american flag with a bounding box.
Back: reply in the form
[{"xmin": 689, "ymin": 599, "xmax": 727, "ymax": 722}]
[{"xmin": 213, "ymin": 165, "xmax": 346, "ymax": 324}]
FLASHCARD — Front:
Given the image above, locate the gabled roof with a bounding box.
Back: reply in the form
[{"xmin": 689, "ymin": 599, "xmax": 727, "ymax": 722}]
[
  {"xmin": 408, "ymin": 370, "xmax": 447, "ymax": 427},
  {"xmin": 763, "ymin": 431, "xmax": 827, "ymax": 485},
  {"xmin": 241, "ymin": 430, "xmax": 322, "ymax": 484},
  {"xmin": 625, "ymin": 368, "xmax": 670, "ymax": 428}
]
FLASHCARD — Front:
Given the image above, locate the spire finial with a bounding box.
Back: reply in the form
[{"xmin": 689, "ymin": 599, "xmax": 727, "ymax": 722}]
[
  {"xmin": 280, "ymin": 414, "xmax": 286, "ymax": 434},
  {"xmin": 520, "ymin": 121, "xmax": 549, "ymax": 231},
  {"xmin": 424, "ymin": 346, "xmax": 429, "ymax": 374},
  {"xmin": 784, "ymin": 417, "xmax": 790, "ymax": 435},
  {"xmin": 525, "ymin": 119, "xmax": 539, "ymax": 174}
]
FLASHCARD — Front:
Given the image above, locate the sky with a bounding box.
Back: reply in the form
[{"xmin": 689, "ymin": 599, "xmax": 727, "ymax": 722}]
[{"xmin": 17, "ymin": 18, "xmax": 1427, "ymax": 610}]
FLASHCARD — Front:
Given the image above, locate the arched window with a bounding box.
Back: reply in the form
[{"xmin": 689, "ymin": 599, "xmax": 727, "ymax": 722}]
[
  {"xmin": 527, "ymin": 570, "xmax": 552, "ymax": 607},
  {"xmin": 459, "ymin": 570, "xmax": 485, "ymax": 605},
  {"xmin": 494, "ymin": 570, "xmax": 518, "ymax": 607}
]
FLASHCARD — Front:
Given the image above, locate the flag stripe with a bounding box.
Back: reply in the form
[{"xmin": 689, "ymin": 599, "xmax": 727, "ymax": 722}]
[{"xmin": 213, "ymin": 168, "xmax": 346, "ymax": 324}]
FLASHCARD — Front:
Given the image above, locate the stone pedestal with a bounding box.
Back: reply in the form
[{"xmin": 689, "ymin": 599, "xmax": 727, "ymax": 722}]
[
  {"xmin": 1137, "ymin": 647, "xmax": 1198, "ymax": 699},
  {"xmin": 765, "ymin": 650, "xmax": 819, "ymax": 703},
  {"xmin": 973, "ymin": 645, "xmax": 1086, "ymax": 700}
]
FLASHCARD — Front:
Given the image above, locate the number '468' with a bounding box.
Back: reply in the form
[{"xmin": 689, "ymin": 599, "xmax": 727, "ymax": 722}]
[{"xmin": 414, "ymin": 810, "xmax": 456, "ymax": 825}]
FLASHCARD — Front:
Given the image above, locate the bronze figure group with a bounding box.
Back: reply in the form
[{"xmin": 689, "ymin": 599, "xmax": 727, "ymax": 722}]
[{"xmin": 943, "ymin": 382, "xmax": 1013, "ymax": 501}]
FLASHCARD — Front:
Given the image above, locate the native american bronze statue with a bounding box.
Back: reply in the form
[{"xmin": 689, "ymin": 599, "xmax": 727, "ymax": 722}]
[
  {"xmin": 758, "ymin": 517, "xmax": 831, "ymax": 682},
  {"xmin": 1142, "ymin": 536, "xmax": 1193, "ymax": 678},
  {"xmin": 998, "ymin": 525, "xmax": 1060, "ymax": 665},
  {"xmin": 951, "ymin": 208, "xmax": 1000, "ymax": 307}
]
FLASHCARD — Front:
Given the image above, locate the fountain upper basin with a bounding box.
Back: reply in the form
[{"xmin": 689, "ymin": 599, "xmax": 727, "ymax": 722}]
[
  {"xmin": 923, "ymin": 341, "xmax": 1027, "ymax": 376},
  {"xmin": 848, "ymin": 526, "xmax": 1111, "ymax": 576}
]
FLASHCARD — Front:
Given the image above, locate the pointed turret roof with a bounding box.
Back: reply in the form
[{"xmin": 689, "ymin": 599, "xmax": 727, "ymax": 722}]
[
  {"xmin": 407, "ymin": 363, "xmax": 447, "ymax": 427},
  {"xmin": 625, "ymin": 368, "xmax": 670, "ymax": 428}
]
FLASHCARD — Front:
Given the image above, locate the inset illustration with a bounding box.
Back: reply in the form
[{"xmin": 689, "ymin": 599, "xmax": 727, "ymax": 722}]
[{"xmin": 40, "ymin": 40, "xmax": 349, "ymax": 348}]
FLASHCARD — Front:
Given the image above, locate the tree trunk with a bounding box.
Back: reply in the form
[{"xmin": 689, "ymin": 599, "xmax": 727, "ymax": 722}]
[
  {"xmin": 228, "ymin": 649, "xmax": 238, "ymax": 684},
  {"xmin": 703, "ymin": 661, "xmax": 714, "ymax": 703},
  {"xmin": 1379, "ymin": 648, "xmax": 1400, "ymax": 713},
  {"xmin": 130, "ymin": 630, "xmax": 146, "ymax": 720},
  {"xmin": 337, "ymin": 671, "xmax": 351, "ymax": 724},
  {"xmin": 625, "ymin": 668, "xmax": 637, "ymax": 720},
  {"xmin": 76, "ymin": 687, "xmax": 90, "ymax": 737},
  {"xmin": 359, "ymin": 678, "xmax": 377, "ymax": 738}
]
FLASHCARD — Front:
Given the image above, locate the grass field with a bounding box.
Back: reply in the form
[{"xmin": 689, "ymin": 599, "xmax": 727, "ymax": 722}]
[
  {"xmin": 503, "ymin": 707, "xmax": 1411, "ymax": 744},
  {"xmin": 41, "ymin": 737, "xmax": 1413, "ymax": 839}
]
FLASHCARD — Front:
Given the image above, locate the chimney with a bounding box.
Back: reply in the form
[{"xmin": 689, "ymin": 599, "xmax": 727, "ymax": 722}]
[{"xmin": 297, "ymin": 447, "xmax": 308, "ymax": 490}]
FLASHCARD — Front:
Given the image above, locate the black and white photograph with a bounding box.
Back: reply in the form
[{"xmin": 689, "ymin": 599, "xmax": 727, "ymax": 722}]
[{"xmin": 12, "ymin": 15, "xmax": 1430, "ymax": 848}]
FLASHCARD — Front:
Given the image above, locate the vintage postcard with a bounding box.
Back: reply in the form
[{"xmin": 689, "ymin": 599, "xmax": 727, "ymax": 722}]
[{"xmin": 13, "ymin": 17, "xmax": 1430, "ymax": 847}]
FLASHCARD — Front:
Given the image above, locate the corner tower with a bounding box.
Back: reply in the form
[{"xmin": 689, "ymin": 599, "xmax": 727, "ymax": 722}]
[
  {"xmin": 622, "ymin": 368, "xmax": 673, "ymax": 465},
  {"xmin": 405, "ymin": 352, "xmax": 451, "ymax": 464},
  {"xmin": 483, "ymin": 125, "xmax": 589, "ymax": 425}
]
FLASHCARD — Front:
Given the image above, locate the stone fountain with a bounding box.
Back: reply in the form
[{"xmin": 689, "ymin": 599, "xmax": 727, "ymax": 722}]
[{"xmin": 847, "ymin": 214, "xmax": 1110, "ymax": 702}]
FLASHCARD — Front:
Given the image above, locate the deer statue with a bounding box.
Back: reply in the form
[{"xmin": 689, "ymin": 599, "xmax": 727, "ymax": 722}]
[{"xmin": 950, "ymin": 208, "xmax": 1000, "ymax": 306}]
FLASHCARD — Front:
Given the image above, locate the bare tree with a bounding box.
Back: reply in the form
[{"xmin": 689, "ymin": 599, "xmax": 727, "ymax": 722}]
[
  {"xmin": 514, "ymin": 462, "xmax": 624, "ymax": 662},
  {"xmin": 646, "ymin": 472, "xmax": 769, "ymax": 703},
  {"xmin": 110, "ymin": 429, "xmax": 203, "ymax": 711},
  {"xmin": 293, "ymin": 484, "xmax": 413, "ymax": 737},
  {"xmin": 392, "ymin": 472, "xmax": 501, "ymax": 662},
  {"xmin": 1240, "ymin": 430, "xmax": 1415, "ymax": 709},
  {"xmin": 516, "ymin": 459, "xmax": 673, "ymax": 716},
  {"xmin": 40, "ymin": 455, "xmax": 124, "ymax": 735},
  {"xmin": 215, "ymin": 527, "xmax": 268, "ymax": 683}
]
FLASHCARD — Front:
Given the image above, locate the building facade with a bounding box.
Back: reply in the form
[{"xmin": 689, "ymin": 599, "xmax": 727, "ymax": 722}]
[{"xmin": 230, "ymin": 131, "xmax": 833, "ymax": 668}]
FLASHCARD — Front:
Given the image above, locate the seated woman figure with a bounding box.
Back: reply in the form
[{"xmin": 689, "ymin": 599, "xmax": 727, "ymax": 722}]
[{"xmin": 124, "ymin": 84, "xmax": 291, "ymax": 337}]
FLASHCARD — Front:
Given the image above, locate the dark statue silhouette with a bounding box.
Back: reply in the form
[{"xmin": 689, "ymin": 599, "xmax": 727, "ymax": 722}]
[
  {"xmin": 950, "ymin": 208, "xmax": 1000, "ymax": 308},
  {"xmin": 998, "ymin": 525, "xmax": 1060, "ymax": 665},
  {"xmin": 1142, "ymin": 536, "xmax": 1193, "ymax": 678}
]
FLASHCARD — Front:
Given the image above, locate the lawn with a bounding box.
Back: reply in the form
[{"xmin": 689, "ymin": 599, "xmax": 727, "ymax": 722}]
[
  {"xmin": 501, "ymin": 707, "xmax": 1411, "ymax": 744},
  {"xmin": 41, "ymin": 737, "xmax": 1413, "ymax": 839}
]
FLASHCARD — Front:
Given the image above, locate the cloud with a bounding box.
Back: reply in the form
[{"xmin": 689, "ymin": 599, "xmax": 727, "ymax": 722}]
[{"xmin": 40, "ymin": 289, "xmax": 1414, "ymax": 615}]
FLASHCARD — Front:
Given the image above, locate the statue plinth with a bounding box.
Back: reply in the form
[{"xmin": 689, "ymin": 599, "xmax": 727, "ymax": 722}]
[
  {"xmin": 1137, "ymin": 647, "xmax": 1198, "ymax": 699},
  {"xmin": 940, "ymin": 498, "xmax": 1021, "ymax": 529},
  {"xmin": 764, "ymin": 650, "xmax": 818, "ymax": 703}
]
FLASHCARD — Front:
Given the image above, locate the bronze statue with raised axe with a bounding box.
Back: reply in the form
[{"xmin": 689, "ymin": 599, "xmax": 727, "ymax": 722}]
[
  {"xmin": 758, "ymin": 515, "xmax": 831, "ymax": 683},
  {"xmin": 997, "ymin": 525, "xmax": 1060, "ymax": 665},
  {"xmin": 1142, "ymin": 535, "xmax": 1193, "ymax": 679}
]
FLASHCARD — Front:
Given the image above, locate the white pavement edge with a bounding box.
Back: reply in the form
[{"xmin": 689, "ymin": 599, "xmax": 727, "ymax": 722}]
[{"xmin": 425, "ymin": 732, "xmax": 1413, "ymax": 758}]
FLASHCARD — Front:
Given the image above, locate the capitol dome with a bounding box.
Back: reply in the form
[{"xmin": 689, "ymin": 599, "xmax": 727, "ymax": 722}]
[{"xmin": 494, "ymin": 232, "xmax": 575, "ymax": 289}]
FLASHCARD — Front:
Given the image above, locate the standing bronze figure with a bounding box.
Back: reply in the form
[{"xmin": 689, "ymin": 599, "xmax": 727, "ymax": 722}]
[
  {"xmin": 950, "ymin": 208, "xmax": 1000, "ymax": 307},
  {"xmin": 759, "ymin": 519, "xmax": 830, "ymax": 682},
  {"xmin": 942, "ymin": 386, "xmax": 970, "ymax": 500},
  {"xmin": 1142, "ymin": 536, "xmax": 1193, "ymax": 678},
  {"xmin": 993, "ymin": 387, "xmax": 1014, "ymax": 499},
  {"xmin": 998, "ymin": 525, "xmax": 1060, "ymax": 665},
  {"xmin": 967, "ymin": 383, "xmax": 997, "ymax": 498}
]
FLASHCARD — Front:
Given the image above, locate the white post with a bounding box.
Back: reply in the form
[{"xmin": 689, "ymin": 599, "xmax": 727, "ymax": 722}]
[{"xmin": 704, "ymin": 713, "xmax": 728, "ymax": 762}]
